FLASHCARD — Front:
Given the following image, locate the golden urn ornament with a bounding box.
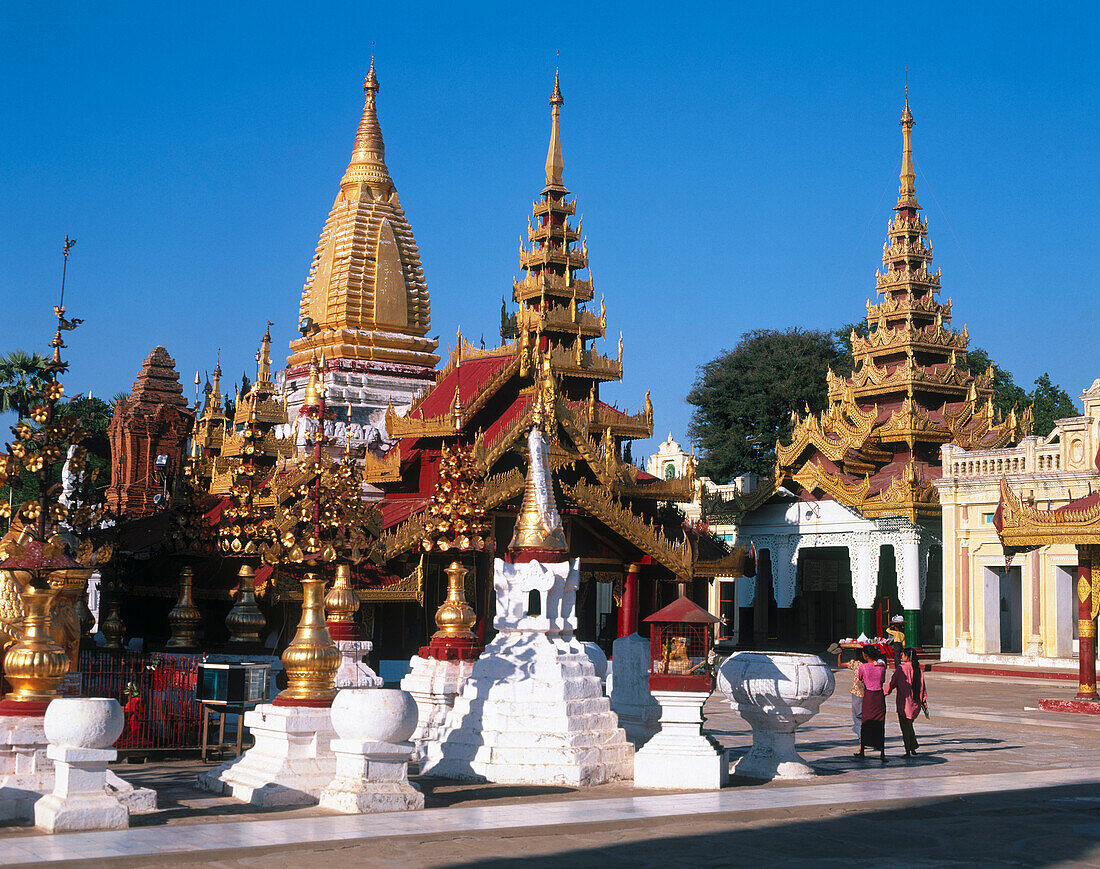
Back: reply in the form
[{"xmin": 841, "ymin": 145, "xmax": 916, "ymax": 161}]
[
  {"xmin": 166, "ymin": 565, "xmax": 202, "ymax": 649},
  {"xmin": 225, "ymin": 565, "xmax": 266, "ymax": 645},
  {"xmin": 433, "ymin": 561, "xmax": 477, "ymax": 641},
  {"xmin": 100, "ymin": 598, "xmax": 126, "ymax": 651},
  {"xmin": 2, "ymin": 586, "xmax": 70, "ymax": 706},
  {"xmin": 324, "ymin": 563, "xmax": 360, "ymax": 641},
  {"xmin": 275, "ymin": 573, "xmax": 341, "ymax": 706}
]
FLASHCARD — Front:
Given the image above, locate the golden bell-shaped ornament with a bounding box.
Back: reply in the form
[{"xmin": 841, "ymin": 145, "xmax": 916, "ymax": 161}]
[
  {"xmin": 2, "ymin": 585, "xmax": 70, "ymax": 707},
  {"xmin": 276, "ymin": 573, "xmax": 340, "ymax": 705},
  {"xmin": 432, "ymin": 561, "xmax": 477, "ymax": 640}
]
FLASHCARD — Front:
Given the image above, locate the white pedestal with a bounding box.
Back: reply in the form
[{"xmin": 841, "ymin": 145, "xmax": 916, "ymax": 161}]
[
  {"xmin": 34, "ymin": 745, "xmax": 128, "ymax": 832},
  {"xmin": 400, "ymin": 655, "xmax": 476, "ymax": 763},
  {"xmin": 335, "ymin": 640, "xmax": 384, "ymax": 689},
  {"xmin": 0, "ymin": 715, "xmax": 54, "ymax": 822},
  {"xmin": 422, "ymin": 558, "xmax": 632, "ymax": 786},
  {"xmin": 197, "ymin": 704, "xmax": 335, "ymax": 806},
  {"xmin": 318, "ymin": 738, "xmax": 424, "ymax": 813},
  {"xmin": 609, "ymin": 633, "xmax": 661, "ymax": 748},
  {"xmin": 633, "ymin": 691, "xmax": 728, "ymax": 790}
]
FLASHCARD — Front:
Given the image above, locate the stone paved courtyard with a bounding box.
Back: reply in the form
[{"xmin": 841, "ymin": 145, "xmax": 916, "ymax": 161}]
[{"xmin": 2, "ymin": 670, "xmax": 1098, "ymax": 867}]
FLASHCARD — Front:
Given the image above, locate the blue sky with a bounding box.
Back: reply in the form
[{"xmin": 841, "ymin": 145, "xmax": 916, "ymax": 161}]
[{"xmin": 2, "ymin": 2, "xmax": 1096, "ymax": 471}]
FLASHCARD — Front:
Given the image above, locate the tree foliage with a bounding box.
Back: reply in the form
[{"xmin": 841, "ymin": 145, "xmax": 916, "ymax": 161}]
[
  {"xmin": 0, "ymin": 350, "xmax": 50, "ymax": 416},
  {"xmin": 687, "ymin": 328, "xmax": 842, "ymax": 481},
  {"xmin": 687, "ymin": 329, "xmax": 1079, "ymax": 484}
]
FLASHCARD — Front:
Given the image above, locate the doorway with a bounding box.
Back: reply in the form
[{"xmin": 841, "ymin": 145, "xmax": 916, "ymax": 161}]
[{"xmin": 1000, "ymin": 567, "xmax": 1023, "ymax": 654}]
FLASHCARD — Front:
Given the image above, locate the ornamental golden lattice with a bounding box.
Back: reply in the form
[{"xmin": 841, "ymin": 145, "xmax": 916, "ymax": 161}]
[{"xmin": 420, "ymin": 443, "xmax": 492, "ymax": 554}]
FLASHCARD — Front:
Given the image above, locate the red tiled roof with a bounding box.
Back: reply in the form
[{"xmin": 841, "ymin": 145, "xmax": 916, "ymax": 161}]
[
  {"xmin": 409, "ymin": 354, "xmax": 514, "ymax": 421},
  {"xmin": 380, "ymin": 497, "xmax": 428, "ymax": 530},
  {"xmin": 644, "ymin": 595, "xmax": 721, "ymax": 624}
]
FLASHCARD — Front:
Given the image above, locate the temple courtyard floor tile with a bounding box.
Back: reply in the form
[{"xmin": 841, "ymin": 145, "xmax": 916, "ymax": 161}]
[{"xmin": 1, "ymin": 672, "xmax": 1098, "ymax": 867}]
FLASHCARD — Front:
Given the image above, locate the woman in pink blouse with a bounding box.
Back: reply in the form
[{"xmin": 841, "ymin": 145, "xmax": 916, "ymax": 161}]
[
  {"xmin": 887, "ymin": 648, "xmax": 928, "ymax": 757},
  {"xmin": 856, "ymin": 647, "xmax": 888, "ymax": 762}
]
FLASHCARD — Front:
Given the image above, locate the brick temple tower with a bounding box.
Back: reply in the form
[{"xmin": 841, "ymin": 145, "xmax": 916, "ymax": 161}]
[{"xmin": 106, "ymin": 346, "xmax": 193, "ymax": 518}]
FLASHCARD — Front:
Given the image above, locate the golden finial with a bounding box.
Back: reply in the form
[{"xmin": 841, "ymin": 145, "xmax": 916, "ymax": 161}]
[
  {"xmin": 544, "ymin": 62, "xmax": 565, "ymax": 190},
  {"xmin": 342, "ymin": 62, "xmax": 391, "ymax": 191},
  {"xmin": 899, "ymin": 84, "xmax": 916, "ymax": 200},
  {"xmin": 304, "ymin": 356, "xmax": 322, "ymax": 407},
  {"xmin": 509, "ymin": 423, "xmax": 567, "ymax": 553},
  {"xmin": 257, "ymin": 322, "xmax": 273, "ymax": 385}
]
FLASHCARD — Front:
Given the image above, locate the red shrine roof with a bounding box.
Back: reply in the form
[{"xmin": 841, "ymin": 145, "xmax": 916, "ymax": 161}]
[{"xmin": 644, "ymin": 595, "xmax": 721, "ymax": 624}]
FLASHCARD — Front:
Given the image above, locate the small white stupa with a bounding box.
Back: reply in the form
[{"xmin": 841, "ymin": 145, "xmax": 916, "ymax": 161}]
[{"xmin": 421, "ymin": 420, "xmax": 632, "ymax": 786}]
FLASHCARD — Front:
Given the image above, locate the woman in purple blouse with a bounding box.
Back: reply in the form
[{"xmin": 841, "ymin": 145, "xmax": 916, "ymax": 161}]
[{"xmin": 856, "ymin": 647, "xmax": 888, "ymax": 762}]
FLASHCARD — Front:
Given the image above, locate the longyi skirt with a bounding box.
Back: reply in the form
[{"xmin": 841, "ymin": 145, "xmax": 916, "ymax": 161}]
[{"xmin": 860, "ymin": 689, "xmax": 886, "ymax": 751}]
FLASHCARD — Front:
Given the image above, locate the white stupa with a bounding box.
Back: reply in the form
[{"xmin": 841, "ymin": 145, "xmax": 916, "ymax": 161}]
[{"xmin": 421, "ymin": 423, "xmax": 632, "ymax": 786}]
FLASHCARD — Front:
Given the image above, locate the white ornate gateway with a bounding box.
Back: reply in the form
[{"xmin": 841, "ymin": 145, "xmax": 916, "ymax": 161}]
[{"xmin": 729, "ymin": 488, "xmax": 938, "ymax": 643}]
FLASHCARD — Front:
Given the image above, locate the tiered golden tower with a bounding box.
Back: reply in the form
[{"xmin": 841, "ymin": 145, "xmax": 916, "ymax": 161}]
[
  {"xmin": 284, "ymin": 62, "xmax": 439, "ymax": 426},
  {"xmin": 774, "ymin": 97, "xmax": 1030, "ymax": 523}
]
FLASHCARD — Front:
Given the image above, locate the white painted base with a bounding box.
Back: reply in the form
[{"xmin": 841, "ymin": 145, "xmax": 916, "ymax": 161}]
[
  {"xmin": 197, "ymin": 704, "xmax": 335, "ymax": 807},
  {"xmin": 400, "ymin": 655, "xmax": 476, "ymax": 763},
  {"xmin": 335, "ymin": 640, "xmax": 384, "ymax": 689},
  {"xmin": 318, "ymin": 738, "xmax": 424, "ymax": 814},
  {"xmin": 422, "ymin": 634, "xmax": 633, "ymax": 787},
  {"xmin": 34, "ymin": 746, "xmax": 129, "ymax": 832},
  {"xmin": 0, "ymin": 715, "xmax": 154, "ymax": 823},
  {"xmin": 938, "ymin": 646, "xmax": 1080, "ymax": 669},
  {"xmin": 633, "ymin": 691, "xmax": 728, "ymax": 790},
  {"xmin": 609, "ymin": 633, "xmax": 661, "ymax": 748}
]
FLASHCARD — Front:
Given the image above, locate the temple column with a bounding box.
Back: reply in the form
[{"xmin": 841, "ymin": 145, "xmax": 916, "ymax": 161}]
[
  {"xmin": 772, "ymin": 540, "xmax": 798, "ymax": 641},
  {"xmin": 958, "ymin": 540, "xmax": 970, "ymax": 651},
  {"xmin": 1027, "ymin": 550, "xmax": 1042, "ymax": 656},
  {"xmin": 896, "ymin": 532, "xmax": 921, "ymax": 647},
  {"xmin": 753, "ymin": 548, "xmax": 770, "ymax": 645},
  {"xmin": 849, "ymin": 537, "xmax": 877, "ymax": 638},
  {"xmin": 616, "ymin": 563, "xmax": 641, "ymax": 638},
  {"xmin": 1076, "ymin": 545, "xmax": 1097, "ymax": 701},
  {"xmin": 736, "ymin": 571, "xmax": 755, "ymax": 646}
]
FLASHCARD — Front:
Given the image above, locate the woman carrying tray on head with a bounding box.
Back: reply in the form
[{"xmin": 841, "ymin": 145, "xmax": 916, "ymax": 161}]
[
  {"xmin": 855, "ymin": 646, "xmax": 888, "ymax": 762},
  {"xmin": 829, "ymin": 642, "xmax": 863, "ymax": 739}
]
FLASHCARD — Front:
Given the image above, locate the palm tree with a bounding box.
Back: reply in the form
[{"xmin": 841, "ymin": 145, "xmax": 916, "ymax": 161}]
[{"xmin": 0, "ymin": 350, "xmax": 50, "ymax": 417}]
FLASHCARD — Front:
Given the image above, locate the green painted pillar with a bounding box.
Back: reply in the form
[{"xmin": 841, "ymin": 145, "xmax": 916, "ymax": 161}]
[
  {"xmin": 856, "ymin": 608, "xmax": 874, "ymax": 638},
  {"xmin": 904, "ymin": 609, "xmax": 921, "ymax": 649}
]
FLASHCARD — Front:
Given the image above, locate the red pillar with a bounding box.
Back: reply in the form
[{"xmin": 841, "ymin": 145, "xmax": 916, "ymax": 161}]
[
  {"xmin": 1077, "ymin": 546, "xmax": 1097, "ymax": 701},
  {"xmin": 617, "ymin": 562, "xmax": 642, "ymax": 638}
]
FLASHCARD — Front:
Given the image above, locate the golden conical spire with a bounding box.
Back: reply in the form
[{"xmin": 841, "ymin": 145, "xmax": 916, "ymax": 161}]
[
  {"xmin": 509, "ymin": 424, "xmax": 567, "ymax": 553},
  {"xmin": 899, "ymin": 89, "xmax": 916, "ymax": 202},
  {"xmin": 544, "ymin": 68, "xmax": 565, "ymax": 191},
  {"xmin": 341, "ymin": 57, "xmax": 392, "ymax": 192},
  {"xmin": 256, "ymin": 323, "xmax": 272, "ymax": 385}
]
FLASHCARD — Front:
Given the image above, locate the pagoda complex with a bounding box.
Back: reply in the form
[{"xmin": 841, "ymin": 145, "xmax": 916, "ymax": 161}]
[
  {"xmin": 282, "ymin": 62, "xmax": 439, "ymax": 429},
  {"xmin": 370, "ymin": 72, "xmax": 745, "ymax": 656},
  {"xmin": 731, "ymin": 97, "xmax": 1030, "ymax": 646}
]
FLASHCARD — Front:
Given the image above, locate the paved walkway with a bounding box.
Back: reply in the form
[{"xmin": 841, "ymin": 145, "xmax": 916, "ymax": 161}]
[{"xmin": 1, "ymin": 671, "xmax": 1097, "ymax": 867}]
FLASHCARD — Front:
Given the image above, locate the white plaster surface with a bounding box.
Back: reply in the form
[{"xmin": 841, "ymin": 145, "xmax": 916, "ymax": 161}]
[
  {"xmin": 43, "ymin": 698, "xmax": 124, "ymax": 750},
  {"xmin": 633, "ymin": 690, "xmax": 728, "ymax": 790},
  {"xmin": 196, "ymin": 704, "xmax": 336, "ymax": 807},
  {"xmin": 400, "ymin": 654, "xmax": 476, "ymax": 763},
  {"xmin": 718, "ymin": 652, "xmax": 835, "ymax": 780},
  {"xmin": 334, "ymin": 640, "xmax": 384, "ymax": 689},
  {"xmin": 422, "ymin": 558, "xmax": 632, "ymax": 786},
  {"xmin": 608, "ymin": 633, "xmax": 661, "ymax": 748}
]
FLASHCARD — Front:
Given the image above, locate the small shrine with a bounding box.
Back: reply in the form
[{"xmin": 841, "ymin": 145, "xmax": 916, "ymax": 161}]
[
  {"xmin": 421, "ymin": 413, "xmax": 632, "ymax": 786},
  {"xmin": 634, "ymin": 595, "xmax": 726, "ymax": 789}
]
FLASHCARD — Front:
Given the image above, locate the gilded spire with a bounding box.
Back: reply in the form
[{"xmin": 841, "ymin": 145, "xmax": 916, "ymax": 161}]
[
  {"xmin": 341, "ymin": 57, "xmax": 392, "ymax": 192},
  {"xmin": 256, "ymin": 323, "xmax": 272, "ymax": 386},
  {"xmin": 509, "ymin": 424, "xmax": 567, "ymax": 552},
  {"xmin": 544, "ymin": 68, "xmax": 565, "ymax": 191},
  {"xmin": 898, "ymin": 91, "xmax": 916, "ymax": 203}
]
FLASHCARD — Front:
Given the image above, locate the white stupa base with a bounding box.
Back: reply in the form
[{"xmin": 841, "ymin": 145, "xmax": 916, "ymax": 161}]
[
  {"xmin": 335, "ymin": 640, "xmax": 384, "ymax": 689},
  {"xmin": 422, "ymin": 633, "xmax": 633, "ymax": 787},
  {"xmin": 609, "ymin": 633, "xmax": 661, "ymax": 748},
  {"xmin": 34, "ymin": 746, "xmax": 128, "ymax": 832},
  {"xmin": 633, "ymin": 691, "xmax": 728, "ymax": 790},
  {"xmin": 318, "ymin": 738, "xmax": 424, "ymax": 813},
  {"xmin": 400, "ymin": 655, "xmax": 477, "ymax": 763},
  {"xmin": 197, "ymin": 704, "xmax": 335, "ymax": 807},
  {"xmin": 0, "ymin": 715, "xmax": 154, "ymax": 823}
]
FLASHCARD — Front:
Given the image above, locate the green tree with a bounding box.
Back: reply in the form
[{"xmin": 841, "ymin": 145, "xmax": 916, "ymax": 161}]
[
  {"xmin": 964, "ymin": 347, "xmax": 1028, "ymax": 419},
  {"xmin": 1029, "ymin": 373, "xmax": 1078, "ymax": 438},
  {"xmin": 0, "ymin": 350, "xmax": 50, "ymax": 416},
  {"xmin": 687, "ymin": 328, "xmax": 842, "ymax": 482}
]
